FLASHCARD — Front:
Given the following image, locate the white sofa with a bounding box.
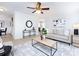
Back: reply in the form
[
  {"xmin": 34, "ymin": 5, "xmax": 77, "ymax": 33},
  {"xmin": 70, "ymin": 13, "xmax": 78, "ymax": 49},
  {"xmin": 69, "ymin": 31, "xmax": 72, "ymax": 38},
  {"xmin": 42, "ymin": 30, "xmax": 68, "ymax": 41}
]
[{"xmin": 46, "ymin": 29, "xmax": 72, "ymax": 44}]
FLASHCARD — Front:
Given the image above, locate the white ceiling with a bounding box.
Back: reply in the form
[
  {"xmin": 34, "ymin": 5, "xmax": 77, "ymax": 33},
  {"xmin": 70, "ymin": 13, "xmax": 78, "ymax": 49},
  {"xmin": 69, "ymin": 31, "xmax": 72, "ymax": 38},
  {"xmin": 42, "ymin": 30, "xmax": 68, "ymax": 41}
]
[
  {"xmin": 0, "ymin": 2, "xmax": 79, "ymax": 17},
  {"xmin": 0, "ymin": 2, "xmax": 50, "ymax": 16}
]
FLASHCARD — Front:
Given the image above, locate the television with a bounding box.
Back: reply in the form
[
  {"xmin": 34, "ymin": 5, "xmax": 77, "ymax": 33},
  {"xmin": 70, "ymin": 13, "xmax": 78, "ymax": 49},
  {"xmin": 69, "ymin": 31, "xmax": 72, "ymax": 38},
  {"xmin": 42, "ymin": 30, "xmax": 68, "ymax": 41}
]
[{"xmin": 74, "ymin": 29, "xmax": 78, "ymax": 35}]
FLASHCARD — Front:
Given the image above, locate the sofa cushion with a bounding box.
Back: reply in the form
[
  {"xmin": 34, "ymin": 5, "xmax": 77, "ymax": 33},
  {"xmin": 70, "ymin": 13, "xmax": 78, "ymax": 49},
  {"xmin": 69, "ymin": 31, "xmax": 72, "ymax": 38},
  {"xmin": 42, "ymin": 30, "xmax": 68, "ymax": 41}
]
[
  {"xmin": 46, "ymin": 33, "xmax": 71, "ymax": 43},
  {"xmin": 52, "ymin": 29, "xmax": 70, "ymax": 36},
  {"xmin": 64, "ymin": 30, "xmax": 70, "ymax": 36}
]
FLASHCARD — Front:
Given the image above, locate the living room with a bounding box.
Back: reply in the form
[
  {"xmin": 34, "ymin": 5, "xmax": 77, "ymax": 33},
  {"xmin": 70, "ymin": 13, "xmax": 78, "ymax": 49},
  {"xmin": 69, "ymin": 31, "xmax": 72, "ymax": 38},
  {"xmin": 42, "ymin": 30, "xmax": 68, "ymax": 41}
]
[{"xmin": 0, "ymin": 2, "xmax": 79, "ymax": 56}]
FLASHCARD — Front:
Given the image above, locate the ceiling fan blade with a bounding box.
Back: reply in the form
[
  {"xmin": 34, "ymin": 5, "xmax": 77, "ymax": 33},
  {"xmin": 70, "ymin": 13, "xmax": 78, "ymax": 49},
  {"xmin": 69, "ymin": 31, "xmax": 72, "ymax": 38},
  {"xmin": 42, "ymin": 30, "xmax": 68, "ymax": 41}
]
[
  {"xmin": 41, "ymin": 12, "xmax": 43, "ymax": 14},
  {"xmin": 27, "ymin": 7, "xmax": 35, "ymax": 9},
  {"xmin": 42, "ymin": 8, "xmax": 49, "ymax": 10},
  {"xmin": 32, "ymin": 10, "xmax": 36, "ymax": 13}
]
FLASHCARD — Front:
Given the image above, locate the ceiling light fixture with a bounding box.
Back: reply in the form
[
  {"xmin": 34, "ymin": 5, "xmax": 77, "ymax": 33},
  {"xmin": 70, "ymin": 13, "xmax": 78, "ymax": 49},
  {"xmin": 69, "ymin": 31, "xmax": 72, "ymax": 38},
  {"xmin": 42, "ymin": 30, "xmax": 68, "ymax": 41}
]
[
  {"xmin": 35, "ymin": 10, "xmax": 41, "ymax": 14},
  {"xmin": 27, "ymin": 2, "xmax": 49, "ymax": 14}
]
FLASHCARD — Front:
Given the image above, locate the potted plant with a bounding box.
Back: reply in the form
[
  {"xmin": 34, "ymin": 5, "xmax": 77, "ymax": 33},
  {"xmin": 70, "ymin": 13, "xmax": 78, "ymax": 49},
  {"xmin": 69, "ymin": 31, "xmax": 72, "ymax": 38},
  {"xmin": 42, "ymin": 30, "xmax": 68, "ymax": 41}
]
[
  {"xmin": 41, "ymin": 28, "xmax": 47, "ymax": 39},
  {"xmin": 38, "ymin": 27, "xmax": 47, "ymax": 40}
]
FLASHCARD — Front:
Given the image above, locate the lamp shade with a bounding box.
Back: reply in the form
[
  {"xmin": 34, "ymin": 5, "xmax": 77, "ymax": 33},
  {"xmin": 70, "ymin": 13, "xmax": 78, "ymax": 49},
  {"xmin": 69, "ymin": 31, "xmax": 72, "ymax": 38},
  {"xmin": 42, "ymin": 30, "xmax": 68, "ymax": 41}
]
[{"xmin": 73, "ymin": 24, "xmax": 79, "ymax": 29}]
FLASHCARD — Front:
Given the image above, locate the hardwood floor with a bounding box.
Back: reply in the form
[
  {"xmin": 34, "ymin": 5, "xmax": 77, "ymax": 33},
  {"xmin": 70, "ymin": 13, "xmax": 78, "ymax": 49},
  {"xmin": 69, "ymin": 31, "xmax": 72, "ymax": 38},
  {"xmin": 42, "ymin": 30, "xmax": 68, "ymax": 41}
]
[
  {"xmin": 1, "ymin": 34, "xmax": 34, "ymax": 46},
  {"xmin": 1, "ymin": 34, "xmax": 14, "ymax": 42}
]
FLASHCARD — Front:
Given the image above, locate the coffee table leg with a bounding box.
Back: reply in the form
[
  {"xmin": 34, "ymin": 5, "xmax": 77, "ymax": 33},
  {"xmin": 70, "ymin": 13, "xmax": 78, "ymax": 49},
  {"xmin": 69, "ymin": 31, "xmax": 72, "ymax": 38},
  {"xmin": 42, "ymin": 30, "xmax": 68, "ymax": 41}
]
[
  {"xmin": 50, "ymin": 42, "xmax": 57, "ymax": 56},
  {"xmin": 32, "ymin": 39, "xmax": 38, "ymax": 46},
  {"xmin": 50, "ymin": 48, "xmax": 57, "ymax": 56}
]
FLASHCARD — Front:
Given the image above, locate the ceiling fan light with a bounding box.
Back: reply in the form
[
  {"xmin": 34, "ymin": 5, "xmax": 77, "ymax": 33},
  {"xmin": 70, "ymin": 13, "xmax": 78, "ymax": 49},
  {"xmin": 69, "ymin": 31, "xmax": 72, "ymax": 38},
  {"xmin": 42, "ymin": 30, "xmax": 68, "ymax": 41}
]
[{"xmin": 35, "ymin": 10, "xmax": 41, "ymax": 14}]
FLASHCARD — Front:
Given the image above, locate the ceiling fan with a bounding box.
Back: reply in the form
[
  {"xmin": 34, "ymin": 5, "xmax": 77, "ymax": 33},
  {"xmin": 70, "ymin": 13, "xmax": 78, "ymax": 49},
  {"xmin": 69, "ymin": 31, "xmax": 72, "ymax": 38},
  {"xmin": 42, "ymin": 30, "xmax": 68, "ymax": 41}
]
[{"xmin": 27, "ymin": 2, "xmax": 49, "ymax": 14}]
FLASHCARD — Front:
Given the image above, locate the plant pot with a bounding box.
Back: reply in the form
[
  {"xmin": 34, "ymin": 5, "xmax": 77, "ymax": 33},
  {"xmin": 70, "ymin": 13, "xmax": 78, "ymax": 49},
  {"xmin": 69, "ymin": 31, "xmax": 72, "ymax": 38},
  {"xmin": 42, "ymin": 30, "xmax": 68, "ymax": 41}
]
[
  {"xmin": 40, "ymin": 35, "xmax": 45, "ymax": 40},
  {"xmin": 40, "ymin": 35, "xmax": 43, "ymax": 40},
  {"xmin": 42, "ymin": 35, "xmax": 45, "ymax": 40}
]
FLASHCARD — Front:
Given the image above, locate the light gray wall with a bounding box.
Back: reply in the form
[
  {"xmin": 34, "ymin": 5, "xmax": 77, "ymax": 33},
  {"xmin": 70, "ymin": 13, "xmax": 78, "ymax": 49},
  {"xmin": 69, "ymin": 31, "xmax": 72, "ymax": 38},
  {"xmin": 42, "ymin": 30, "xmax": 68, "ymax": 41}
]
[
  {"xmin": 45, "ymin": 3, "xmax": 79, "ymax": 33},
  {"xmin": 13, "ymin": 11, "xmax": 39, "ymax": 39}
]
